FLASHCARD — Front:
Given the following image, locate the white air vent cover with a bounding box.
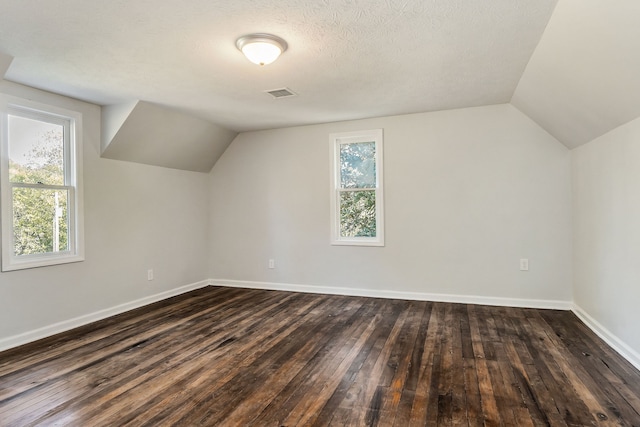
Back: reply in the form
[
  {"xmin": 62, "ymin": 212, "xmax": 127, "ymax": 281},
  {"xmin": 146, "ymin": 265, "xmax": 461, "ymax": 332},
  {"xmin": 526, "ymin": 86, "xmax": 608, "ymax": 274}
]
[{"xmin": 265, "ymin": 88, "xmax": 297, "ymax": 99}]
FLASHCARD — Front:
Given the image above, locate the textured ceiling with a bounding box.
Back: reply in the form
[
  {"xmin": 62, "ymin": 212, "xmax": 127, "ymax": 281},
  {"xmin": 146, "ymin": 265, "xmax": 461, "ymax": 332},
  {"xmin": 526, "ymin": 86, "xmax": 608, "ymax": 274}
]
[{"xmin": 0, "ymin": 0, "xmax": 557, "ymax": 133}]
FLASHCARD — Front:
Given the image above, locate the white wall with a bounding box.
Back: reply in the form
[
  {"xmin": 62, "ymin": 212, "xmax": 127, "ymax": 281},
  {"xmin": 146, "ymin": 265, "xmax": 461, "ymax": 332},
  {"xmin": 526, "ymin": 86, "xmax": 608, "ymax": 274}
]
[
  {"xmin": 209, "ymin": 104, "xmax": 572, "ymax": 305},
  {"xmin": 572, "ymin": 117, "xmax": 640, "ymax": 365},
  {"xmin": 0, "ymin": 81, "xmax": 210, "ymax": 347},
  {"xmin": 3, "ymin": 78, "xmax": 637, "ymax": 369}
]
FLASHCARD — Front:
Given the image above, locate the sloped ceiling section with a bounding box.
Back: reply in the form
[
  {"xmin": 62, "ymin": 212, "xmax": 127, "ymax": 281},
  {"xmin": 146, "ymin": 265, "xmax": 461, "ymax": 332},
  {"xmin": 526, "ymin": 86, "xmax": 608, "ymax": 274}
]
[
  {"xmin": 0, "ymin": 0, "xmax": 558, "ymax": 133},
  {"xmin": 0, "ymin": 52, "xmax": 13, "ymax": 78},
  {"xmin": 101, "ymin": 101, "xmax": 237, "ymax": 172},
  {"xmin": 512, "ymin": 0, "xmax": 640, "ymax": 149},
  {"xmin": 101, "ymin": 101, "xmax": 138, "ymax": 154}
]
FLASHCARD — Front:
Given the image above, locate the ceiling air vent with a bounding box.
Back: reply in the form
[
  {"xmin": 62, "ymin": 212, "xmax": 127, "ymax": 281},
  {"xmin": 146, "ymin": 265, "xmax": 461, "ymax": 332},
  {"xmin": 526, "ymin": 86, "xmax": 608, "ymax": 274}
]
[{"xmin": 265, "ymin": 87, "xmax": 297, "ymax": 99}]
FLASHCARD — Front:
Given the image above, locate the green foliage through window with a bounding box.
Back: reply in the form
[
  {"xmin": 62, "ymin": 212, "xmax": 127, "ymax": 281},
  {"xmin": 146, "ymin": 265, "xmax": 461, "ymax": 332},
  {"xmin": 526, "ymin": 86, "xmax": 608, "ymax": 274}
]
[
  {"xmin": 8, "ymin": 121, "xmax": 69, "ymax": 256},
  {"xmin": 339, "ymin": 142, "xmax": 376, "ymax": 189},
  {"xmin": 331, "ymin": 129, "xmax": 383, "ymax": 246},
  {"xmin": 338, "ymin": 141, "xmax": 377, "ymax": 238},
  {"xmin": 339, "ymin": 190, "xmax": 376, "ymax": 237},
  {"xmin": 12, "ymin": 187, "xmax": 69, "ymax": 255}
]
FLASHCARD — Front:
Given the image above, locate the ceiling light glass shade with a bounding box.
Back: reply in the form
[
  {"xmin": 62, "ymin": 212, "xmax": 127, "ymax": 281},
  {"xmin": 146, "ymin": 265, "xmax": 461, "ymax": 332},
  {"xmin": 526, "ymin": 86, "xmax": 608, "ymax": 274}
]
[{"xmin": 236, "ymin": 34, "xmax": 288, "ymax": 66}]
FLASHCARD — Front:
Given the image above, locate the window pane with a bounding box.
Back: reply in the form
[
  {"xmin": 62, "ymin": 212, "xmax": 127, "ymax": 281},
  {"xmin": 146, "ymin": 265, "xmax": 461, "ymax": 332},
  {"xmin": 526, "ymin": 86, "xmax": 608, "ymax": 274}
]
[
  {"xmin": 12, "ymin": 187, "xmax": 69, "ymax": 256},
  {"xmin": 340, "ymin": 190, "xmax": 376, "ymax": 237},
  {"xmin": 8, "ymin": 115, "xmax": 65, "ymax": 185},
  {"xmin": 340, "ymin": 141, "xmax": 376, "ymax": 189}
]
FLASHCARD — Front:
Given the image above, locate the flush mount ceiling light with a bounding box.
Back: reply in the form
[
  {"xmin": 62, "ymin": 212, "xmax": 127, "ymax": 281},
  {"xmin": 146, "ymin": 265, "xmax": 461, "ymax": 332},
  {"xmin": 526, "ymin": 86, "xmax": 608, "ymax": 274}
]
[{"xmin": 236, "ymin": 33, "xmax": 288, "ymax": 66}]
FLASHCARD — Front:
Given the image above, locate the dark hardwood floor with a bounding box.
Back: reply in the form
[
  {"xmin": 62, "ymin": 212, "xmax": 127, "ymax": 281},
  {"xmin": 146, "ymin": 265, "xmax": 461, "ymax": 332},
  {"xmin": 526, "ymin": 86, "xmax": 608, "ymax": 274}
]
[{"xmin": 1, "ymin": 286, "xmax": 639, "ymax": 426}]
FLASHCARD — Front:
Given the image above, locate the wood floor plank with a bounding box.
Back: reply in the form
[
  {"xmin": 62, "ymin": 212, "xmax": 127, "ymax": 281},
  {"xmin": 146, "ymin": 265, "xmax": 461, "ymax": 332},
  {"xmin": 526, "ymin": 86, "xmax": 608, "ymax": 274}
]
[
  {"xmin": 341, "ymin": 302, "xmax": 412, "ymax": 426},
  {"xmin": 0, "ymin": 286, "xmax": 257, "ymax": 403},
  {"xmin": 435, "ymin": 302, "xmax": 454, "ymax": 426},
  {"xmin": 467, "ymin": 304, "xmax": 501, "ymax": 427},
  {"xmin": 375, "ymin": 301, "xmax": 424, "ymax": 427},
  {"xmin": 0, "ymin": 287, "xmax": 639, "ymax": 426},
  {"xmin": 539, "ymin": 310, "xmax": 640, "ymax": 420},
  {"xmin": 180, "ymin": 296, "xmax": 364, "ymax": 425},
  {"xmin": 134, "ymin": 293, "xmax": 347, "ymax": 426},
  {"xmin": 528, "ymin": 315, "xmax": 635, "ymax": 426},
  {"xmin": 0, "ymin": 286, "xmax": 233, "ymax": 377},
  {"xmin": 18, "ymin": 291, "xmax": 297, "ymax": 426},
  {"xmin": 408, "ymin": 301, "xmax": 445, "ymax": 426},
  {"xmin": 449, "ymin": 304, "xmax": 468, "ymax": 427},
  {"xmin": 521, "ymin": 313, "xmax": 612, "ymax": 426},
  {"xmin": 314, "ymin": 304, "xmax": 402, "ymax": 426},
  {"xmin": 236, "ymin": 298, "xmax": 380, "ymax": 424},
  {"xmin": 404, "ymin": 302, "xmax": 434, "ymax": 393}
]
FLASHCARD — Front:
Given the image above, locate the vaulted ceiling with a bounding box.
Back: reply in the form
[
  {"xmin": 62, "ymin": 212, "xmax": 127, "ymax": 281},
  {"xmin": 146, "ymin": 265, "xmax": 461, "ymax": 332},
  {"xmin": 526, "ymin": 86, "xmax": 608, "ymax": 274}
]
[
  {"xmin": 1, "ymin": 0, "xmax": 638, "ymax": 170},
  {"xmin": 512, "ymin": 0, "xmax": 640, "ymax": 149}
]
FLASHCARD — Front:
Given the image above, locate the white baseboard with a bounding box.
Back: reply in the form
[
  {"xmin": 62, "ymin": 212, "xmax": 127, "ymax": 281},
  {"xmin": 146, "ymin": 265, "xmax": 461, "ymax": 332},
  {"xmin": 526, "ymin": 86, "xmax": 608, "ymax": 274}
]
[
  {"xmin": 210, "ymin": 279, "xmax": 572, "ymax": 310},
  {"xmin": 4, "ymin": 278, "xmax": 637, "ymax": 373},
  {"xmin": 0, "ymin": 280, "xmax": 210, "ymax": 353},
  {"xmin": 213, "ymin": 279, "xmax": 640, "ymax": 370},
  {"xmin": 572, "ymin": 304, "xmax": 640, "ymax": 372}
]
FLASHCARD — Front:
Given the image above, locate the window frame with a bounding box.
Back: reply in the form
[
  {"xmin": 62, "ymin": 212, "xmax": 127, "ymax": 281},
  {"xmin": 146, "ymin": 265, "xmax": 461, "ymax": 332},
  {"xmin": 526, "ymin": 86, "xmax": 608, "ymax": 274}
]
[
  {"xmin": 0, "ymin": 94, "xmax": 84, "ymax": 271},
  {"xmin": 329, "ymin": 129, "xmax": 384, "ymax": 247}
]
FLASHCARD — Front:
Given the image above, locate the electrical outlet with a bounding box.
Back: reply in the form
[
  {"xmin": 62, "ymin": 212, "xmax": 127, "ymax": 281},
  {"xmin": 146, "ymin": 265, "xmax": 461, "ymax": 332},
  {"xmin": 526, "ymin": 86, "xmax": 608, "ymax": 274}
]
[
  {"xmin": 520, "ymin": 259, "xmax": 529, "ymax": 271},
  {"xmin": 147, "ymin": 269, "xmax": 154, "ymax": 280},
  {"xmin": 268, "ymin": 259, "xmax": 275, "ymax": 269}
]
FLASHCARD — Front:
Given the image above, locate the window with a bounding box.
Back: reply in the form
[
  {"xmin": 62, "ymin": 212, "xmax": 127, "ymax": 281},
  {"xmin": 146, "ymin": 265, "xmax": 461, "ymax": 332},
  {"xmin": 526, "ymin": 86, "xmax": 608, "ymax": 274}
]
[
  {"xmin": 0, "ymin": 95, "xmax": 84, "ymax": 271},
  {"xmin": 330, "ymin": 129, "xmax": 384, "ymax": 246}
]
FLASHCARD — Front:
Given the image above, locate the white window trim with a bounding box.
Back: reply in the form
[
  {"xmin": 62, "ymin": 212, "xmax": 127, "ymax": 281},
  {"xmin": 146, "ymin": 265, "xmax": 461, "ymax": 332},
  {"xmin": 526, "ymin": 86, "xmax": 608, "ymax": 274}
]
[
  {"xmin": 330, "ymin": 129, "xmax": 384, "ymax": 247},
  {"xmin": 0, "ymin": 94, "xmax": 84, "ymax": 271}
]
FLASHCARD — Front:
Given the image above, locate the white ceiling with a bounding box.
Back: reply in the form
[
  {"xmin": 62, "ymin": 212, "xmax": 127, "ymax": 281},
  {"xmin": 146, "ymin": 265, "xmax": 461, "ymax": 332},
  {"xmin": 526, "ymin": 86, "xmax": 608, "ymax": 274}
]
[
  {"xmin": 1, "ymin": 0, "xmax": 638, "ymax": 155},
  {"xmin": 0, "ymin": 0, "xmax": 556, "ymax": 132},
  {"xmin": 102, "ymin": 101, "xmax": 237, "ymax": 172},
  {"xmin": 0, "ymin": 52, "xmax": 11, "ymax": 78},
  {"xmin": 512, "ymin": 0, "xmax": 640, "ymax": 149}
]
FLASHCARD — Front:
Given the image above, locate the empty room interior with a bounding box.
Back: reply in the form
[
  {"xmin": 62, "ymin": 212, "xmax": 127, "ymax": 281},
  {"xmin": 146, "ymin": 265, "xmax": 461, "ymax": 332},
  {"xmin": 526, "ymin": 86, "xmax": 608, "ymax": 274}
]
[{"xmin": 1, "ymin": 0, "xmax": 640, "ymax": 425}]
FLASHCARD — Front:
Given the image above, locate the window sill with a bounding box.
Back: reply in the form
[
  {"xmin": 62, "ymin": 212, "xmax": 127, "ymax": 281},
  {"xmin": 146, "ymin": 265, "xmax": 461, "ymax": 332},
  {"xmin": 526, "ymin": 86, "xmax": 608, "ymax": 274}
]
[{"xmin": 2, "ymin": 253, "xmax": 84, "ymax": 272}]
